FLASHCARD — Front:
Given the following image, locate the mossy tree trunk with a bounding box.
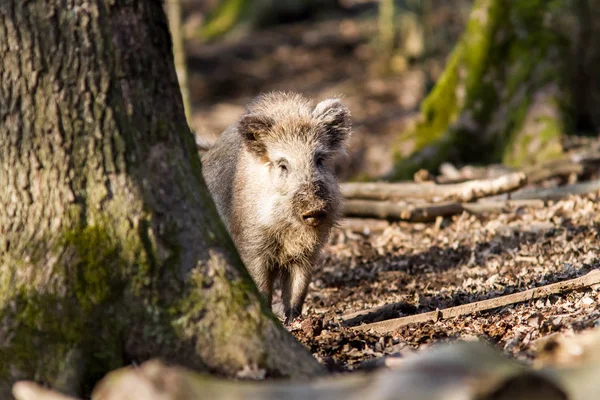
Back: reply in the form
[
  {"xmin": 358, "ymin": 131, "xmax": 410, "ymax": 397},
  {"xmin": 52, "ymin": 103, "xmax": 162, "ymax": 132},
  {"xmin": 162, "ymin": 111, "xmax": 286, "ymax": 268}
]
[
  {"xmin": 0, "ymin": 0, "xmax": 321, "ymax": 398},
  {"xmin": 389, "ymin": 0, "xmax": 599, "ymax": 180}
]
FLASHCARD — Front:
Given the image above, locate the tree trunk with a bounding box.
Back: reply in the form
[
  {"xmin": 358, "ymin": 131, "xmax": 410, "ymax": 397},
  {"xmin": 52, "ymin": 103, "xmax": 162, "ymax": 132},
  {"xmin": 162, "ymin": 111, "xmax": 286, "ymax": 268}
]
[
  {"xmin": 388, "ymin": 0, "xmax": 599, "ymax": 180},
  {"xmin": 166, "ymin": 0, "xmax": 192, "ymax": 123},
  {"xmin": 378, "ymin": 0, "xmax": 395, "ymax": 61},
  {"xmin": 0, "ymin": 1, "xmax": 321, "ymax": 398}
]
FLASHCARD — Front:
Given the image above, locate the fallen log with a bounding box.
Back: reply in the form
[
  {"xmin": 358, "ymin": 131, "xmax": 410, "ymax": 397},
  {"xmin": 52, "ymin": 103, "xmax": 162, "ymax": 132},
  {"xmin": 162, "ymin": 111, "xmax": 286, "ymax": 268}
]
[
  {"xmin": 343, "ymin": 178, "xmax": 600, "ymax": 222},
  {"xmin": 338, "ymin": 218, "xmax": 391, "ymax": 233},
  {"xmin": 19, "ymin": 336, "xmax": 600, "ymax": 400},
  {"xmin": 340, "ymin": 172, "xmax": 527, "ymax": 203},
  {"xmin": 569, "ymin": 151, "xmax": 600, "ymax": 164},
  {"xmin": 436, "ymin": 164, "xmax": 514, "ymax": 184},
  {"xmin": 344, "ymin": 269, "xmax": 600, "ymax": 333},
  {"xmin": 21, "ymin": 342, "xmax": 572, "ymax": 400},
  {"xmin": 343, "ymin": 200, "xmax": 463, "ymax": 221},
  {"xmin": 343, "ymin": 199, "xmax": 545, "ymax": 221},
  {"xmin": 462, "ymin": 199, "xmax": 545, "ymax": 215},
  {"xmin": 486, "ymin": 178, "xmax": 600, "ymax": 202},
  {"xmin": 436, "ymin": 155, "xmax": 593, "ymax": 185},
  {"xmin": 522, "ymin": 159, "xmax": 584, "ymax": 185},
  {"xmin": 13, "ymin": 382, "xmax": 77, "ymax": 400}
]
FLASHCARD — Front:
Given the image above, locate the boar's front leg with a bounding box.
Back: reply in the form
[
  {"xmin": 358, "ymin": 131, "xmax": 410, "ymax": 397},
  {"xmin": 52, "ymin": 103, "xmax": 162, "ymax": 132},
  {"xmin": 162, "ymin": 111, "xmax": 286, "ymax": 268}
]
[
  {"xmin": 248, "ymin": 262, "xmax": 279, "ymax": 309},
  {"xmin": 281, "ymin": 266, "xmax": 312, "ymax": 325}
]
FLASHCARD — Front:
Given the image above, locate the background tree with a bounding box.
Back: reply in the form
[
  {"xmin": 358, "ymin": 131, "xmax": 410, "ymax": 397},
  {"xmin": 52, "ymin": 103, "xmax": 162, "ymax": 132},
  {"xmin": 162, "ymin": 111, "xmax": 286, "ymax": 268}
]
[
  {"xmin": 196, "ymin": 0, "xmax": 341, "ymax": 41},
  {"xmin": 389, "ymin": 0, "xmax": 600, "ymax": 180},
  {"xmin": 166, "ymin": 0, "xmax": 193, "ymax": 122},
  {"xmin": 0, "ymin": 0, "xmax": 321, "ymax": 398}
]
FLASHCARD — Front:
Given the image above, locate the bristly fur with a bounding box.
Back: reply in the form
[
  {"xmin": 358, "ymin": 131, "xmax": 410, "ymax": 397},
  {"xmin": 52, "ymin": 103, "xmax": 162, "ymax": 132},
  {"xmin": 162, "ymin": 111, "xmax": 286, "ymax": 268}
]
[
  {"xmin": 201, "ymin": 91, "xmax": 351, "ymax": 324},
  {"xmin": 195, "ymin": 136, "xmax": 215, "ymax": 152}
]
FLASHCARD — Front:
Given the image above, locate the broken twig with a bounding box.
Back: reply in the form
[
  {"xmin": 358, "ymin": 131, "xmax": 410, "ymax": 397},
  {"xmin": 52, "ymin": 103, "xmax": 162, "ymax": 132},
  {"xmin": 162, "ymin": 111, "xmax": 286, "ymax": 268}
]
[
  {"xmin": 487, "ymin": 179, "xmax": 600, "ymax": 202},
  {"xmin": 340, "ymin": 172, "xmax": 527, "ymax": 203},
  {"xmin": 346, "ymin": 270, "xmax": 600, "ymax": 334}
]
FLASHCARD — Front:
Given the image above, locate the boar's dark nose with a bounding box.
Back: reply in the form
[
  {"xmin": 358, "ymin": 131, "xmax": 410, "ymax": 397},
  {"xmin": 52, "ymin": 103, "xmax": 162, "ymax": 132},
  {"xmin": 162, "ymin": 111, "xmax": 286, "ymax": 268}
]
[{"xmin": 302, "ymin": 209, "xmax": 327, "ymax": 227}]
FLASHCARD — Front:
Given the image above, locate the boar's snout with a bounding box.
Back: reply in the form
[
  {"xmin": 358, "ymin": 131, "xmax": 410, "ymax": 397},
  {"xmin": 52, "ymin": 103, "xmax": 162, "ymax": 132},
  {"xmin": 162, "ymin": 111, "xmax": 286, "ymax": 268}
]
[
  {"xmin": 294, "ymin": 181, "xmax": 331, "ymax": 227},
  {"xmin": 302, "ymin": 209, "xmax": 327, "ymax": 227}
]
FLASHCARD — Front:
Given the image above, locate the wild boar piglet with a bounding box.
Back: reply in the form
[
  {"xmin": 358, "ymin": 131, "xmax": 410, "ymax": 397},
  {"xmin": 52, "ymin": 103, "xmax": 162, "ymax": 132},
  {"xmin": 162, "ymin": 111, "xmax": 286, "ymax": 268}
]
[{"xmin": 202, "ymin": 91, "xmax": 351, "ymax": 324}]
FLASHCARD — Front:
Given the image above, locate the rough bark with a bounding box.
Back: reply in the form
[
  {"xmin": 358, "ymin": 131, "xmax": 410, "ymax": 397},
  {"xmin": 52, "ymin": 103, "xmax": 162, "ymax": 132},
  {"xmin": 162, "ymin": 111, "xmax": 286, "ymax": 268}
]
[
  {"xmin": 389, "ymin": 0, "xmax": 597, "ymax": 180},
  {"xmin": 0, "ymin": 1, "xmax": 321, "ymax": 398}
]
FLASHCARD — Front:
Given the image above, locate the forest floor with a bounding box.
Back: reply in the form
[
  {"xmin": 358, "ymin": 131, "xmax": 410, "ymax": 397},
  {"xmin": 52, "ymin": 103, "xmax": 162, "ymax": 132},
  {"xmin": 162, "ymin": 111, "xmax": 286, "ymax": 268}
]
[
  {"xmin": 183, "ymin": 2, "xmax": 600, "ymax": 376},
  {"xmin": 293, "ymin": 192, "xmax": 600, "ymax": 372}
]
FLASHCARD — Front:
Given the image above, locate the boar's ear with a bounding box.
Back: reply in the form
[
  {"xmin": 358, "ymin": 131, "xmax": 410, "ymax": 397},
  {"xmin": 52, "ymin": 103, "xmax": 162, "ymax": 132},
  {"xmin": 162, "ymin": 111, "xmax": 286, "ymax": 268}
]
[
  {"xmin": 238, "ymin": 113, "xmax": 274, "ymax": 157},
  {"xmin": 313, "ymin": 98, "xmax": 351, "ymax": 151}
]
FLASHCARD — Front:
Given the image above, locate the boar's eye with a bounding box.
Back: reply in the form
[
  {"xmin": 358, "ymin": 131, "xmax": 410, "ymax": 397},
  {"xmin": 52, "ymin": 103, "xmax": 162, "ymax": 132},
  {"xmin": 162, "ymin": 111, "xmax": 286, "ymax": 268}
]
[
  {"xmin": 315, "ymin": 154, "xmax": 326, "ymax": 168},
  {"xmin": 277, "ymin": 159, "xmax": 289, "ymax": 173}
]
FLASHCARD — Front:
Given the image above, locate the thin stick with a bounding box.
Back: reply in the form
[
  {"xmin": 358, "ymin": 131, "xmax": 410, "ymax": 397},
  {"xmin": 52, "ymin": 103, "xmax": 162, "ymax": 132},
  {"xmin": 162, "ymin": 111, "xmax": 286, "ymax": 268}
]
[
  {"xmin": 346, "ymin": 270, "xmax": 600, "ymax": 334},
  {"xmin": 340, "ymin": 172, "xmax": 527, "ymax": 203}
]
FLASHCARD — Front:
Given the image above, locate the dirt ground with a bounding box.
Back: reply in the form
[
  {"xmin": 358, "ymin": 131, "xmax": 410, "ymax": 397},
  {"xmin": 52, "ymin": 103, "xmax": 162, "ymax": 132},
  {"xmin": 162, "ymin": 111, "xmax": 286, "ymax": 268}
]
[
  {"xmin": 293, "ymin": 193, "xmax": 600, "ymax": 372},
  {"xmin": 184, "ymin": 3, "xmax": 600, "ymax": 375}
]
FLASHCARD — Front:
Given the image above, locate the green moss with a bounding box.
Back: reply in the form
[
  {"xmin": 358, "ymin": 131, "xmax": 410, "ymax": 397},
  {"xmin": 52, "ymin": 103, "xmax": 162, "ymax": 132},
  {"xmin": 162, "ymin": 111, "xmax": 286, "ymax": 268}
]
[
  {"xmin": 497, "ymin": 93, "xmax": 532, "ymax": 165},
  {"xmin": 406, "ymin": 43, "xmax": 461, "ymax": 150},
  {"xmin": 61, "ymin": 225, "xmax": 123, "ymax": 312},
  {"xmin": 0, "ymin": 292, "xmax": 124, "ymax": 396},
  {"xmin": 504, "ymin": 115, "xmax": 564, "ymax": 166},
  {"xmin": 389, "ymin": 0, "xmax": 573, "ymax": 180},
  {"xmin": 0, "ymin": 223, "xmax": 132, "ymax": 395},
  {"xmin": 461, "ymin": 0, "xmax": 500, "ymax": 94},
  {"xmin": 199, "ymin": 0, "xmax": 249, "ymax": 41},
  {"xmin": 390, "ymin": 0, "xmax": 503, "ymax": 179},
  {"xmin": 170, "ymin": 249, "xmax": 279, "ymax": 374}
]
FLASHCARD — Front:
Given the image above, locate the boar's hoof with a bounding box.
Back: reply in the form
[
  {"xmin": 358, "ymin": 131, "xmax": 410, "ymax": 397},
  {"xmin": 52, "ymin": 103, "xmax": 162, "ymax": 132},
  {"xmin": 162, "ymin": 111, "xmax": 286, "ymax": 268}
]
[{"xmin": 284, "ymin": 309, "xmax": 302, "ymax": 326}]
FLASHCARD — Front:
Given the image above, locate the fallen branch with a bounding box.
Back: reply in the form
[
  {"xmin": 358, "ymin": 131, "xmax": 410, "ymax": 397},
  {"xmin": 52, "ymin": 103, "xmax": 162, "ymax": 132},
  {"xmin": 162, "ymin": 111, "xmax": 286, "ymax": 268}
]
[
  {"xmin": 343, "ymin": 199, "xmax": 545, "ymax": 221},
  {"xmin": 340, "ymin": 172, "xmax": 527, "ymax": 203},
  {"xmin": 13, "ymin": 382, "xmax": 78, "ymax": 400},
  {"xmin": 343, "ymin": 178, "xmax": 600, "ymax": 221},
  {"xmin": 339, "ymin": 218, "xmax": 391, "ymax": 233},
  {"xmin": 343, "ymin": 200, "xmax": 463, "ymax": 222},
  {"xmin": 345, "ymin": 270, "xmax": 600, "ymax": 334},
  {"xmin": 462, "ymin": 199, "xmax": 545, "ymax": 215},
  {"xmin": 570, "ymin": 151, "xmax": 600, "ymax": 164},
  {"xmin": 13, "ymin": 333, "xmax": 600, "ymax": 400},
  {"xmin": 487, "ymin": 178, "xmax": 600, "ymax": 202},
  {"xmin": 523, "ymin": 159, "xmax": 584, "ymax": 185},
  {"xmin": 436, "ymin": 163, "xmax": 512, "ymax": 184}
]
